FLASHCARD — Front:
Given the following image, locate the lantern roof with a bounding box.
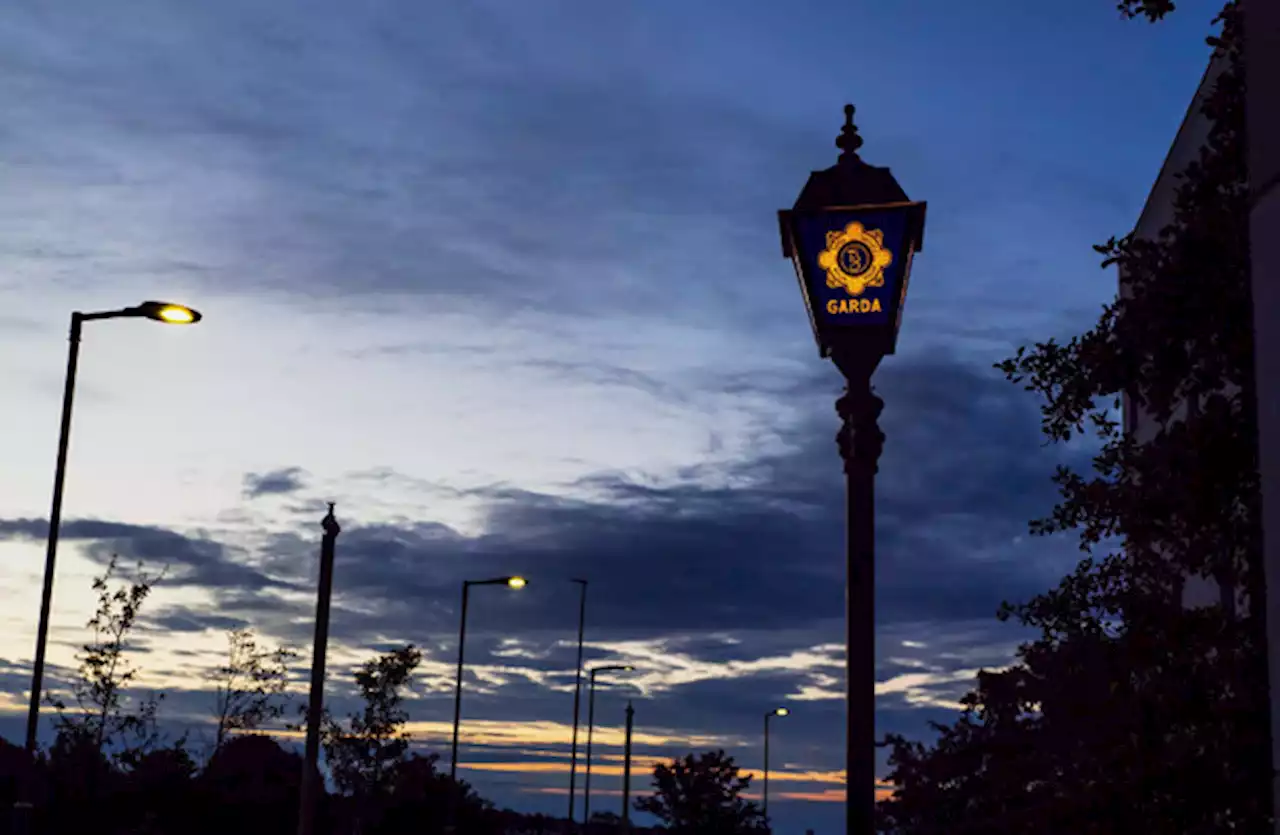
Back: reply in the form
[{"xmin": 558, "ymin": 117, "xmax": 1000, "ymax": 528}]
[
  {"xmin": 781, "ymin": 105, "xmax": 924, "ymax": 255},
  {"xmin": 777, "ymin": 105, "xmax": 928, "ymax": 370}
]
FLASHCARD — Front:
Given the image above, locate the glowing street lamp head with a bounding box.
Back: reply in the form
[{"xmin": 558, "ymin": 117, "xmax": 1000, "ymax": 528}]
[
  {"xmin": 136, "ymin": 301, "xmax": 202, "ymax": 325},
  {"xmin": 775, "ymin": 707, "xmax": 790, "ymax": 717},
  {"xmin": 507, "ymin": 576, "xmax": 527, "ymax": 590}
]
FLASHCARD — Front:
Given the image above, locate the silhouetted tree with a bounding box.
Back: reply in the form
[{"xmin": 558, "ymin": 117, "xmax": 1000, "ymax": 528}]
[
  {"xmin": 877, "ymin": 3, "xmax": 1267, "ymax": 833},
  {"xmin": 199, "ymin": 733, "xmax": 303, "ymax": 835},
  {"xmin": 48, "ymin": 555, "xmax": 168, "ymax": 763},
  {"xmin": 586, "ymin": 809, "xmax": 623, "ymax": 834},
  {"xmin": 27, "ymin": 557, "xmax": 177, "ymax": 834},
  {"xmin": 634, "ymin": 750, "xmax": 768, "ymax": 834},
  {"xmin": 119, "ymin": 742, "xmax": 198, "ymax": 833},
  {"xmin": 43, "ymin": 723, "xmax": 120, "ymax": 832},
  {"xmin": 0, "ymin": 737, "xmax": 40, "ymax": 835},
  {"xmin": 371, "ymin": 752, "xmax": 497, "ymax": 835},
  {"xmin": 321, "ymin": 645, "xmax": 422, "ymax": 831},
  {"xmin": 212, "ymin": 626, "xmax": 298, "ymax": 752}
]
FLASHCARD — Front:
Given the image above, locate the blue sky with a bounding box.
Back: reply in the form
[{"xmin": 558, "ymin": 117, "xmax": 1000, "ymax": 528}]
[{"xmin": 0, "ymin": 0, "xmax": 1221, "ymax": 831}]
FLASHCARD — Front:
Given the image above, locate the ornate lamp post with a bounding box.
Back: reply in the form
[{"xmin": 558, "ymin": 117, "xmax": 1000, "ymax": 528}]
[
  {"xmin": 777, "ymin": 105, "xmax": 927, "ymax": 834},
  {"xmin": 763, "ymin": 706, "xmax": 789, "ymax": 821},
  {"xmin": 297, "ymin": 503, "xmax": 341, "ymax": 835}
]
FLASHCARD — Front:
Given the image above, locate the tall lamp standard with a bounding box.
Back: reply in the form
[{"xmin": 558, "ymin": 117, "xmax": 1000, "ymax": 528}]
[
  {"xmin": 297, "ymin": 503, "xmax": 341, "ymax": 835},
  {"xmin": 567, "ymin": 578, "xmax": 589, "ymax": 824},
  {"xmin": 763, "ymin": 706, "xmax": 789, "ymax": 821},
  {"xmin": 777, "ymin": 105, "xmax": 927, "ymax": 835},
  {"xmin": 583, "ymin": 664, "xmax": 636, "ymax": 827},
  {"xmin": 23, "ymin": 300, "xmax": 203, "ymax": 757},
  {"xmin": 449, "ymin": 575, "xmax": 528, "ymax": 781}
]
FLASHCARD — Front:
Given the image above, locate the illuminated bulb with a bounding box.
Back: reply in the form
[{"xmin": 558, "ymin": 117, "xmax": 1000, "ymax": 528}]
[{"xmin": 157, "ymin": 306, "xmax": 196, "ymax": 324}]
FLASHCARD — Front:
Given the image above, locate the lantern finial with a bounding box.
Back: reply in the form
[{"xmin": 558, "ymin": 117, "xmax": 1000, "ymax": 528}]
[{"xmin": 836, "ymin": 104, "xmax": 863, "ymax": 162}]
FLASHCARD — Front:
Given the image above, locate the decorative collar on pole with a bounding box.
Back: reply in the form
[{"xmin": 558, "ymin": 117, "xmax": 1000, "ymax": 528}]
[{"xmin": 322, "ymin": 502, "xmax": 340, "ymax": 537}]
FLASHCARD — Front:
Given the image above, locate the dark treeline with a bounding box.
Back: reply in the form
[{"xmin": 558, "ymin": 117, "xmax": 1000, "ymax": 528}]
[
  {"xmin": 0, "ymin": 730, "xmax": 664, "ymax": 834},
  {"xmin": 0, "ymin": 558, "xmax": 770, "ymax": 834}
]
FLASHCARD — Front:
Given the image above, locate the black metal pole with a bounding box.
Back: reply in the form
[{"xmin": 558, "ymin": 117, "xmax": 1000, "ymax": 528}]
[
  {"xmin": 12, "ymin": 313, "xmax": 83, "ymax": 835},
  {"xmin": 450, "ymin": 581, "xmax": 472, "ymax": 782},
  {"xmin": 583, "ymin": 670, "xmax": 598, "ymax": 827},
  {"xmin": 568, "ymin": 579, "xmax": 588, "ymax": 824},
  {"xmin": 622, "ymin": 700, "xmax": 634, "ymax": 831},
  {"xmin": 836, "ymin": 375, "xmax": 884, "ymax": 835},
  {"xmin": 764, "ymin": 712, "xmax": 772, "ymax": 822},
  {"xmin": 297, "ymin": 503, "xmax": 342, "ymax": 835},
  {"xmin": 24, "ymin": 313, "xmax": 82, "ymax": 757}
]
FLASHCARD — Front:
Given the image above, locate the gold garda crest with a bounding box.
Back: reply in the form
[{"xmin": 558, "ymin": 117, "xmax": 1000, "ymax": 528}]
[{"xmin": 817, "ymin": 221, "xmax": 894, "ymax": 297}]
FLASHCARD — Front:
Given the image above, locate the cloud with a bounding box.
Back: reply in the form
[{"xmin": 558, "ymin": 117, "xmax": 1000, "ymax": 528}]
[
  {"xmin": 0, "ymin": 0, "xmax": 1124, "ymax": 370},
  {"xmin": 0, "ymin": 1, "xmax": 817, "ymax": 325},
  {"xmin": 146, "ymin": 611, "xmax": 250, "ymax": 634},
  {"xmin": 0, "ymin": 349, "xmax": 1083, "ymax": 823},
  {"xmin": 0, "ymin": 518, "xmax": 294, "ymax": 593},
  {"xmin": 242, "ymin": 466, "xmax": 308, "ymax": 498},
  {"xmin": 2, "ymin": 351, "xmax": 1080, "ymax": 661}
]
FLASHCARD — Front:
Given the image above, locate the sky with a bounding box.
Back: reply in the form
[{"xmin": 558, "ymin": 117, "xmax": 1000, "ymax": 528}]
[{"xmin": 0, "ymin": 0, "xmax": 1223, "ymax": 832}]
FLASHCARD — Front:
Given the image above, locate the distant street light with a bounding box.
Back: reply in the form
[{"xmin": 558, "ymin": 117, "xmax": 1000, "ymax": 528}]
[
  {"xmin": 763, "ymin": 706, "xmax": 790, "ymax": 821},
  {"xmin": 583, "ymin": 664, "xmax": 636, "ymax": 826},
  {"xmin": 449, "ymin": 575, "xmax": 528, "ymax": 781},
  {"xmin": 567, "ymin": 579, "xmax": 589, "ymax": 824},
  {"xmin": 778, "ymin": 105, "xmax": 926, "ymax": 834},
  {"xmin": 22, "ymin": 300, "xmax": 203, "ymax": 757}
]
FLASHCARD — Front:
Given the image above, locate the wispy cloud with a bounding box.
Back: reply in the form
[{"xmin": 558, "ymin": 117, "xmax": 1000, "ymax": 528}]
[{"xmin": 242, "ymin": 466, "xmax": 308, "ymax": 499}]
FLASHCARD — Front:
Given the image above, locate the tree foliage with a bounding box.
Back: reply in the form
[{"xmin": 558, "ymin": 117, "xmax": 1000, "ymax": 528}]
[
  {"xmin": 634, "ymin": 750, "xmax": 769, "ymax": 835},
  {"xmin": 200, "ymin": 733, "xmax": 304, "ymax": 835},
  {"xmin": 877, "ymin": 2, "xmax": 1264, "ymax": 833},
  {"xmin": 321, "ymin": 644, "xmax": 423, "ymax": 822},
  {"xmin": 212, "ymin": 626, "xmax": 298, "ymax": 752},
  {"xmin": 5, "ymin": 564, "xmax": 561, "ymax": 835},
  {"xmin": 371, "ymin": 752, "xmax": 497, "ymax": 835},
  {"xmin": 48, "ymin": 555, "xmax": 170, "ymax": 764}
]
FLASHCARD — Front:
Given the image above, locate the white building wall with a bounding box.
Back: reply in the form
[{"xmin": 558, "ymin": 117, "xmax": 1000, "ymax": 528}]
[
  {"xmin": 1121, "ymin": 10, "xmax": 1280, "ymax": 826},
  {"xmin": 1119, "ymin": 50, "xmax": 1233, "ymax": 612},
  {"xmin": 1246, "ymin": 0, "xmax": 1280, "ymax": 828}
]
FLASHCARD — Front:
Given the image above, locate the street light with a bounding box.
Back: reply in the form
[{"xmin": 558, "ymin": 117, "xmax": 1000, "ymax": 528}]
[
  {"xmin": 583, "ymin": 664, "xmax": 636, "ymax": 826},
  {"xmin": 763, "ymin": 706, "xmax": 790, "ymax": 821},
  {"xmin": 567, "ymin": 579, "xmax": 589, "ymax": 824},
  {"xmin": 22, "ymin": 300, "xmax": 203, "ymax": 757},
  {"xmin": 777, "ymin": 105, "xmax": 926, "ymax": 835},
  {"xmin": 449, "ymin": 575, "xmax": 527, "ymax": 781}
]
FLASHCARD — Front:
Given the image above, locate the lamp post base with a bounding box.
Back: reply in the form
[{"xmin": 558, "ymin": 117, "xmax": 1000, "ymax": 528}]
[{"xmin": 10, "ymin": 801, "xmax": 32, "ymax": 835}]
